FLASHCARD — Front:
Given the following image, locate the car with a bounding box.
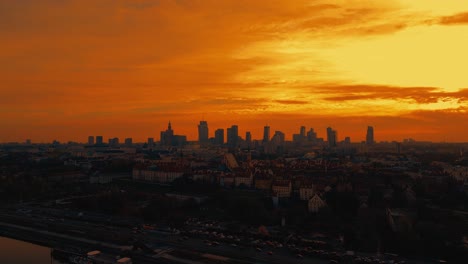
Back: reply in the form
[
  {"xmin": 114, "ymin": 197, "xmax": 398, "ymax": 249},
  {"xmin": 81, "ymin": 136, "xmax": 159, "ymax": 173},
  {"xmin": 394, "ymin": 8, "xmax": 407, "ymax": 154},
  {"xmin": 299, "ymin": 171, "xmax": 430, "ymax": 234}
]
[
  {"xmin": 256, "ymin": 247, "xmax": 262, "ymax": 252},
  {"xmin": 296, "ymin": 254, "xmax": 304, "ymax": 258},
  {"xmin": 267, "ymin": 251, "xmax": 273, "ymax": 255}
]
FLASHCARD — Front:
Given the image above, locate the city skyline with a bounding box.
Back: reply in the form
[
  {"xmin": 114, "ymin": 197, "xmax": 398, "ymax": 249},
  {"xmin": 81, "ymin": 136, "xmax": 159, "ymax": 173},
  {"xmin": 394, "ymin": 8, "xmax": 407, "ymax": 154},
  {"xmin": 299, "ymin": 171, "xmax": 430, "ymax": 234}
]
[
  {"xmin": 1, "ymin": 0, "xmax": 468, "ymax": 143},
  {"xmin": 11, "ymin": 121, "xmax": 453, "ymax": 144}
]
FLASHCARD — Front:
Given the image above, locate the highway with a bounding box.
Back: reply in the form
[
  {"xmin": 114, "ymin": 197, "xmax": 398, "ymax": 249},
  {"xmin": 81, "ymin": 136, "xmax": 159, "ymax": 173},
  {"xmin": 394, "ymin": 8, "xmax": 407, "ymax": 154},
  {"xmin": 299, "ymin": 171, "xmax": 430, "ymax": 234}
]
[{"xmin": 0, "ymin": 209, "xmax": 329, "ymax": 264}]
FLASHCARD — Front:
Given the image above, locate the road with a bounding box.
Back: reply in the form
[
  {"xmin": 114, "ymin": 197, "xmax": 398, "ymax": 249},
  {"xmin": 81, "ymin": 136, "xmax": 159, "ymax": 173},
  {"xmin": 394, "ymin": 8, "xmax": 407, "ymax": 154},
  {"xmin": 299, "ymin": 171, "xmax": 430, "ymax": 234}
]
[{"xmin": 0, "ymin": 210, "xmax": 328, "ymax": 264}]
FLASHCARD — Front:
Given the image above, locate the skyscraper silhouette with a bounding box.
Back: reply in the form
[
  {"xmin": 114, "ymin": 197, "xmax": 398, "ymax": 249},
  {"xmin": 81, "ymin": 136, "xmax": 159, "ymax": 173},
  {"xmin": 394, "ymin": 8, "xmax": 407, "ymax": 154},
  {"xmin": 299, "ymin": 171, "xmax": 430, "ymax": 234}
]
[
  {"xmin": 198, "ymin": 120, "xmax": 209, "ymax": 144},
  {"xmin": 227, "ymin": 125, "xmax": 239, "ymax": 148},
  {"xmin": 327, "ymin": 127, "xmax": 337, "ymax": 147},
  {"xmin": 160, "ymin": 121, "xmax": 174, "ymax": 146},
  {"xmin": 263, "ymin": 125, "xmax": 270, "ymax": 143},
  {"xmin": 366, "ymin": 126, "xmax": 374, "ymax": 145},
  {"xmin": 215, "ymin": 129, "xmax": 224, "ymax": 145},
  {"xmin": 246, "ymin": 131, "xmax": 252, "ymax": 144}
]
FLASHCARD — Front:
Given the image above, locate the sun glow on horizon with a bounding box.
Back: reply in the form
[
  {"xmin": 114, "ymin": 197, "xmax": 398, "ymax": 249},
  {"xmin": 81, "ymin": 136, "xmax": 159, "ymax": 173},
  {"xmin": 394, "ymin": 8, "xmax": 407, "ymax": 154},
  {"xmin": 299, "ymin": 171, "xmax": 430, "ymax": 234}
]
[{"xmin": 0, "ymin": 0, "xmax": 467, "ymax": 142}]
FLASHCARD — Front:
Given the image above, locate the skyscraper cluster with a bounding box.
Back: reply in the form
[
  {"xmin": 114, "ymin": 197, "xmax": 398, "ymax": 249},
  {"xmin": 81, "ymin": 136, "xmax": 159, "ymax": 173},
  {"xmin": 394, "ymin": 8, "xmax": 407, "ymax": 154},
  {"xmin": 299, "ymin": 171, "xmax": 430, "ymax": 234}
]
[{"xmin": 85, "ymin": 122, "xmax": 375, "ymax": 148}]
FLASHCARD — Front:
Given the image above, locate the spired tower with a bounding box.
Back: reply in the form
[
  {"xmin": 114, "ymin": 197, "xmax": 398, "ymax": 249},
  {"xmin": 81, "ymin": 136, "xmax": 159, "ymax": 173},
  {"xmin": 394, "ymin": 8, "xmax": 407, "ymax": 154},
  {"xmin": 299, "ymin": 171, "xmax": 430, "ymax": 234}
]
[{"xmin": 160, "ymin": 121, "xmax": 174, "ymax": 146}]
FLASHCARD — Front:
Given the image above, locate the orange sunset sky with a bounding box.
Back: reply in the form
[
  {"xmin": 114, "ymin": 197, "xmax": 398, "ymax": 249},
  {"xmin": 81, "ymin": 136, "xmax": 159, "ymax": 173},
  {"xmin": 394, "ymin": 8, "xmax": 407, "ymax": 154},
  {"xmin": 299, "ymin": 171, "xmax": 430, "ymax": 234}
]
[{"xmin": 1, "ymin": 0, "xmax": 467, "ymax": 143}]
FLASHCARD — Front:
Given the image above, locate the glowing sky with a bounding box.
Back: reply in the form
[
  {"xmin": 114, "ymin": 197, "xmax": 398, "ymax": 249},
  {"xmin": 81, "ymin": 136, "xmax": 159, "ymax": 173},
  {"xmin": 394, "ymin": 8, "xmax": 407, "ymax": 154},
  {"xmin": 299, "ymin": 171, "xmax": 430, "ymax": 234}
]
[{"xmin": 1, "ymin": 0, "xmax": 467, "ymax": 142}]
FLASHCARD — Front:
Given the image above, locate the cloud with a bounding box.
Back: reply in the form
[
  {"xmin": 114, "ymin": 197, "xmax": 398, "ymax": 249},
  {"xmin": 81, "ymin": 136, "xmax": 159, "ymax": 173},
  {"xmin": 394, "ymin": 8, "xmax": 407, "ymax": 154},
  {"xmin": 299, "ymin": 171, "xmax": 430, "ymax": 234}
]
[
  {"xmin": 274, "ymin": 100, "xmax": 309, "ymax": 105},
  {"xmin": 1, "ymin": 1, "xmax": 468, "ymax": 142},
  {"xmin": 438, "ymin": 12, "xmax": 468, "ymax": 25},
  {"xmin": 318, "ymin": 84, "xmax": 468, "ymax": 104}
]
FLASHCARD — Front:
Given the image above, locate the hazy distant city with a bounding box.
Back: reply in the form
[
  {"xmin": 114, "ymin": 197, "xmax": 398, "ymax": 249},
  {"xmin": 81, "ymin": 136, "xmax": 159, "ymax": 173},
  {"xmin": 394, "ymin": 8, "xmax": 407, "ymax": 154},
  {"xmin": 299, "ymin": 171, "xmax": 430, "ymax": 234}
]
[
  {"xmin": 18, "ymin": 121, "xmax": 422, "ymax": 148},
  {"xmin": 2, "ymin": 0, "xmax": 468, "ymax": 263},
  {"xmin": 1, "ymin": 120, "xmax": 467, "ymax": 264}
]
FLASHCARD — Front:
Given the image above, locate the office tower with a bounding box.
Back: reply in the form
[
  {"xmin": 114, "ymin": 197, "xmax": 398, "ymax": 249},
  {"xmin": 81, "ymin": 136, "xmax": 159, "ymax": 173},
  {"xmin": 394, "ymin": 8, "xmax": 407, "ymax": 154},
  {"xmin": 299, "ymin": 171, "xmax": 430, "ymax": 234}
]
[
  {"xmin": 160, "ymin": 121, "xmax": 187, "ymax": 146},
  {"xmin": 263, "ymin": 126, "xmax": 270, "ymax": 143},
  {"xmin": 227, "ymin": 125, "xmax": 239, "ymax": 148},
  {"xmin": 271, "ymin": 131, "xmax": 285, "ymax": 144},
  {"xmin": 88, "ymin": 136, "xmax": 94, "ymax": 145},
  {"xmin": 293, "ymin": 126, "xmax": 307, "ymax": 143},
  {"xmin": 327, "ymin": 127, "xmax": 337, "ymax": 147},
  {"xmin": 125, "ymin": 138, "xmax": 133, "ymax": 146},
  {"xmin": 198, "ymin": 120, "xmax": 209, "ymax": 144},
  {"xmin": 148, "ymin": 138, "xmax": 154, "ymax": 147},
  {"xmin": 160, "ymin": 121, "xmax": 174, "ymax": 146},
  {"xmin": 307, "ymin": 128, "xmax": 317, "ymax": 142},
  {"xmin": 245, "ymin": 131, "xmax": 252, "ymax": 144},
  {"xmin": 366, "ymin": 126, "xmax": 374, "ymax": 145},
  {"xmin": 109, "ymin": 137, "xmax": 119, "ymax": 146},
  {"xmin": 215, "ymin": 129, "xmax": 224, "ymax": 145},
  {"xmin": 96, "ymin": 136, "xmax": 103, "ymax": 145},
  {"xmin": 344, "ymin": 137, "xmax": 351, "ymax": 144}
]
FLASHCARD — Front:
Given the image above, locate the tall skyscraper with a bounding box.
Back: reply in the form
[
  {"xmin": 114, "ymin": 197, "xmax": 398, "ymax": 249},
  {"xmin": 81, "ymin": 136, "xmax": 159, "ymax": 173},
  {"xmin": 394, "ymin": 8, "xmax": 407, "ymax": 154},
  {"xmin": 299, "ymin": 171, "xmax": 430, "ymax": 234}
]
[
  {"xmin": 300, "ymin": 126, "xmax": 306, "ymax": 137},
  {"xmin": 215, "ymin": 129, "xmax": 224, "ymax": 145},
  {"xmin": 366, "ymin": 126, "xmax": 374, "ymax": 145},
  {"xmin": 293, "ymin": 126, "xmax": 307, "ymax": 143},
  {"xmin": 125, "ymin": 138, "xmax": 133, "ymax": 146},
  {"xmin": 327, "ymin": 127, "xmax": 337, "ymax": 147},
  {"xmin": 263, "ymin": 126, "xmax": 270, "ymax": 143},
  {"xmin": 307, "ymin": 128, "xmax": 317, "ymax": 142},
  {"xmin": 227, "ymin": 125, "xmax": 239, "ymax": 148},
  {"xmin": 96, "ymin": 136, "xmax": 103, "ymax": 145},
  {"xmin": 160, "ymin": 121, "xmax": 174, "ymax": 146},
  {"xmin": 198, "ymin": 120, "xmax": 209, "ymax": 144},
  {"xmin": 245, "ymin": 131, "xmax": 252, "ymax": 144},
  {"xmin": 88, "ymin": 136, "xmax": 94, "ymax": 145},
  {"xmin": 271, "ymin": 131, "xmax": 285, "ymax": 144}
]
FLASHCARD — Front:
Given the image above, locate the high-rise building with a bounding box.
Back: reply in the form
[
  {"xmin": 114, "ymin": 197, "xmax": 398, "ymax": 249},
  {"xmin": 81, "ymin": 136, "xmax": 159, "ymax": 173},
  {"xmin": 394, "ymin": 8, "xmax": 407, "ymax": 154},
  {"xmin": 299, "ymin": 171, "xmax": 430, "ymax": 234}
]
[
  {"xmin": 148, "ymin": 137, "xmax": 154, "ymax": 147},
  {"xmin": 307, "ymin": 128, "xmax": 317, "ymax": 142},
  {"xmin": 96, "ymin": 136, "xmax": 103, "ymax": 145},
  {"xmin": 160, "ymin": 121, "xmax": 174, "ymax": 146},
  {"xmin": 293, "ymin": 126, "xmax": 307, "ymax": 143},
  {"xmin": 125, "ymin": 138, "xmax": 133, "ymax": 146},
  {"xmin": 88, "ymin": 136, "xmax": 94, "ymax": 145},
  {"xmin": 227, "ymin": 125, "xmax": 239, "ymax": 148},
  {"xmin": 344, "ymin": 137, "xmax": 351, "ymax": 144},
  {"xmin": 327, "ymin": 127, "xmax": 337, "ymax": 147},
  {"xmin": 271, "ymin": 131, "xmax": 285, "ymax": 145},
  {"xmin": 109, "ymin": 137, "xmax": 119, "ymax": 147},
  {"xmin": 263, "ymin": 126, "xmax": 270, "ymax": 143},
  {"xmin": 214, "ymin": 129, "xmax": 224, "ymax": 145},
  {"xmin": 198, "ymin": 121, "xmax": 209, "ymax": 144},
  {"xmin": 25, "ymin": 139, "xmax": 31, "ymax": 145},
  {"xmin": 160, "ymin": 122, "xmax": 187, "ymax": 146},
  {"xmin": 245, "ymin": 131, "xmax": 252, "ymax": 144},
  {"xmin": 366, "ymin": 126, "xmax": 374, "ymax": 145}
]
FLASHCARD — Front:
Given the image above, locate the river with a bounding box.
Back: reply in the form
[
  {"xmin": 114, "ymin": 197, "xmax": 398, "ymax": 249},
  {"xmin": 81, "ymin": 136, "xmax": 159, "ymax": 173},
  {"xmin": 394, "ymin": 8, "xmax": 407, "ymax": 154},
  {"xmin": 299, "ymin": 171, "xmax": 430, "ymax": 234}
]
[{"xmin": 0, "ymin": 236, "xmax": 64, "ymax": 264}]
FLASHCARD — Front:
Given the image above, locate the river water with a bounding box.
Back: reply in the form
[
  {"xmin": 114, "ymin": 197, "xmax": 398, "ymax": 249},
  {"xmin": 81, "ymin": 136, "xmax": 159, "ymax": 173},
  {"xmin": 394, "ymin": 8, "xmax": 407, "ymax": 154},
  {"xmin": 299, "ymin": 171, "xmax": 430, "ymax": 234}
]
[{"xmin": 0, "ymin": 236, "xmax": 63, "ymax": 264}]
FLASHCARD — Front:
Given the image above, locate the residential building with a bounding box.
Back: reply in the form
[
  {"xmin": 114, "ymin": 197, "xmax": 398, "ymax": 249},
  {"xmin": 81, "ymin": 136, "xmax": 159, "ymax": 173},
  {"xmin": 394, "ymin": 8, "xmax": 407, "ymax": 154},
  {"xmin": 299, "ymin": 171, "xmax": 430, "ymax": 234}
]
[
  {"xmin": 308, "ymin": 194, "xmax": 327, "ymax": 213},
  {"xmin": 272, "ymin": 180, "xmax": 292, "ymax": 198}
]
